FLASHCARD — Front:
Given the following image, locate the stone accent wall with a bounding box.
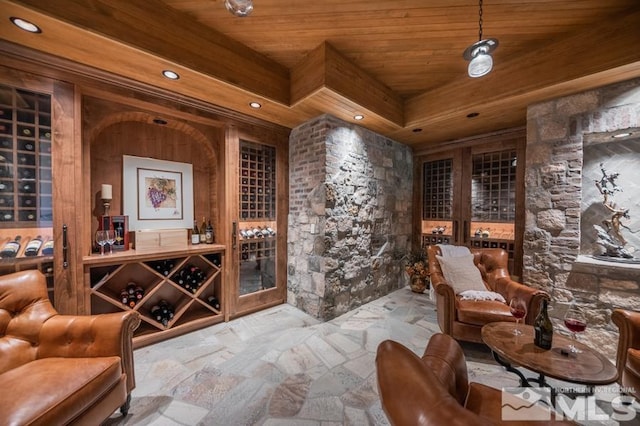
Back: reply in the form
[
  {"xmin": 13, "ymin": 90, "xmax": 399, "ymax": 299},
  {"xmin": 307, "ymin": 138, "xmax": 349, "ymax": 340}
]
[
  {"xmin": 524, "ymin": 78, "xmax": 640, "ymax": 331},
  {"xmin": 288, "ymin": 114, "xmax": 413, "ymax": 320}
]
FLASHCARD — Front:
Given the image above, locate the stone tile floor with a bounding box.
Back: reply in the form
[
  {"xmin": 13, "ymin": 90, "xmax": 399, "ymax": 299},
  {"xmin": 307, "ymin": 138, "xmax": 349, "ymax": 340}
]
[{"xmin": 106, "ymin": 287, "xmax": 640, "ymax": 425}]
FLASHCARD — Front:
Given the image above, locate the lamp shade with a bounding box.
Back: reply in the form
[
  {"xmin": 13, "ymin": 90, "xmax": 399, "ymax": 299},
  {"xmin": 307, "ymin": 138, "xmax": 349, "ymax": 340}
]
[
  {"xmin": 468, "ymin": 52, "xmax": 493, "ymax": 78},
  {"xmin": 225, "ymin": 0, "xmax": 253, "ymax": 17}
]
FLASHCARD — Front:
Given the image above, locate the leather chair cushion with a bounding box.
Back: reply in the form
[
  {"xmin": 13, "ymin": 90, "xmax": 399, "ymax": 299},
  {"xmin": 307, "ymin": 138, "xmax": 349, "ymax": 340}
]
[
  {"xmin": 457, "ymin": 298, "xmax": 515, "ymax": 326},
  {"xmin": 0, "ymin": 356, "xmax": 123, "ymax": 426}
]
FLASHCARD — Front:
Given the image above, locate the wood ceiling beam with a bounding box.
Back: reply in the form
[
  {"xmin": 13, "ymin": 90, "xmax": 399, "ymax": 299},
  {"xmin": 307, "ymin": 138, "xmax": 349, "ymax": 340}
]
[
  {"xmin": 5, "ymin": 0, "xmax": 290, "ymax": 104},
  {"xmin": 291, "ymin": 42, "xmax": 404, "ymax": 128},
  {"xmin": 404, "ymin": 7, "xmax": 640, "ymax": 132}
]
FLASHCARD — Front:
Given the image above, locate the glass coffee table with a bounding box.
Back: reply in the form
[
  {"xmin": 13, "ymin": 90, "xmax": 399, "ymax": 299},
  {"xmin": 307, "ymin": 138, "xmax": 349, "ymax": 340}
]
[{"xmin": 481, "ymin": 321, "xmax": 618, "ymax": 390}]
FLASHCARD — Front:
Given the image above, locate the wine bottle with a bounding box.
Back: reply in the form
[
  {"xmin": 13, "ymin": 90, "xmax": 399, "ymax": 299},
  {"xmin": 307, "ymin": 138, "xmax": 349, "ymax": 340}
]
[
  {"xmin": 0, "ymin": 235, "xmax": 22, "ymax": 258},
  {"xmin": 206, "ymin": 295, "xmax": 221, "ymax": 310},
  {"xmin": 205, "ymin": 220, "xmax": 214, "ymax": 244},
  {"xmin": 120, "ymin": 289, "xmax": 130, "ymax": 305},
  {"xmin": 191, "ymin": 220, "xmax": 200, "ymax": 245},
  {"xmin": 41, "ymin": 238, "xmax": 54, "ymax": 255},
  {"xmin": 200, "ymin": 216, "xmax": 206, "ymax": 242},
  {"xmin": 534, "ymin": 299, "xmax": 553, "ymax": 350},
  {"xmin": 24, "ymin": 235, "xmax": 43, "ymax": 256}
]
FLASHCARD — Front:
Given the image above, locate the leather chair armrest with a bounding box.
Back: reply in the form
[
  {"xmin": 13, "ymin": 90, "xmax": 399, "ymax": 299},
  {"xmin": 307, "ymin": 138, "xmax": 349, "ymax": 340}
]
[
  {"xmin": 38, "ymin": 311, "xmax": 141, "ymax": 391},
  {"xmin": 496, "ymin": 278, "xmax": 549, "ymax": 325},
  {"xmin": 612, "ymin": 309, "xmax": 640, "ymax": 381},
  {"xmin": 434, "ymin": 280, "xmax": 456, "ymax": 336}
]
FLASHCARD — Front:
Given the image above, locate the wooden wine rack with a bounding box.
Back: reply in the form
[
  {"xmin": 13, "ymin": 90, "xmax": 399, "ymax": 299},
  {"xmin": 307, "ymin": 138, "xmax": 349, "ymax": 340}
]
[
  {"xmin": 0, "ymin": 85, "xmax": 53, "ymax": 225},
  {"xmin": 84, "ymin": 245, "xmax": 225, "ymax": 348},
  {"xmin": 239, "ymin": 141, "xmax": 276, "ymax": 220}
]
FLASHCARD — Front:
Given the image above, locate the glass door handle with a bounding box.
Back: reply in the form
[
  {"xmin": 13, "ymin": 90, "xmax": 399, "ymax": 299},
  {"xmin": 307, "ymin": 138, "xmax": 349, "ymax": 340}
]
[
  {"xmin": 62, "ymin": 224, "xmax": 69, "ymax": 268},
  {"xmin": 232, "ymin": 221, "xmax": 237, "ymax": 250}
]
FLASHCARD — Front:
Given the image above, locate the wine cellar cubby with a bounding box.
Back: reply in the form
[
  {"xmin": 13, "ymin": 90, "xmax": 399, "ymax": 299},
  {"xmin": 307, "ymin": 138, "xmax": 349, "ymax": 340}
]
[
  {"xmin": 0, "ymin": 85, "xmax": 52, "ymax": 225},
  {"xmin": 240, "ymin": 141, "xmax": 276, "ymax": 220},
  {"xmin": 85, "ymin": 246, "xmax": 225, "ymax": 348}
]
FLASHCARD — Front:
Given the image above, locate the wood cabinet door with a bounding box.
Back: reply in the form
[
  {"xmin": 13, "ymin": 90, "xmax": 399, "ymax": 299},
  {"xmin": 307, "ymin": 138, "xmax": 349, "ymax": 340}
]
[
  {"xmin": 0, "ymin": 64, "xmax": 81, "ymax": 313},
  {"xmin": 417, "ymin": 133, "xmax": 525, "ymax": 277},
  {"xmin": 225, "ymin": 129, "xmax": 288, "ymax": 319}
]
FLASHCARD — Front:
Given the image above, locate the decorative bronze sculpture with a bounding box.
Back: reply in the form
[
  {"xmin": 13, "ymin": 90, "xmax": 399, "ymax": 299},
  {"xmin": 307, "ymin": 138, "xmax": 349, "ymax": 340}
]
[{"xmin": 594, "ymin": 163, "xmax": 635, "ymax": 259}]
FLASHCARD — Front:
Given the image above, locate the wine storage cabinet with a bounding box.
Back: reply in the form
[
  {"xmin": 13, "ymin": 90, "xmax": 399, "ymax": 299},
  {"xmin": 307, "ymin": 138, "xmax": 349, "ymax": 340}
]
[{"xmin": 84, "ymin": 246, "xmax": 225, "ymax": 348}]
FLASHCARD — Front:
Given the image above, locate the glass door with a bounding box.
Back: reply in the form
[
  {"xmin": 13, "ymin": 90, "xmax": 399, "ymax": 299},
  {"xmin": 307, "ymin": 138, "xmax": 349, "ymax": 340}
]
[
  {"xmin": 0, "ymin": 84, "xmax": 55, "ymax": 301},
  {"xmin": 237, "ymin": 140, "xmax": 277, "ymax": 296}
]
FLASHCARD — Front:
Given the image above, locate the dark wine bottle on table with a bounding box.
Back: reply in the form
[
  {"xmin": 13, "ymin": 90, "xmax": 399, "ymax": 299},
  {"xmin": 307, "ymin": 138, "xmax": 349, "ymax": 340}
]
[
  {"xmin": 0, "ymin": 235, "xmax": 22, "ymax": 258},
  {"xmin": 534, "ymin": 299, "xmax": 553, "ymax": 350},
  {"xmin": 24, "ymin": 235, "xmax": 43, "ymax": 256}
]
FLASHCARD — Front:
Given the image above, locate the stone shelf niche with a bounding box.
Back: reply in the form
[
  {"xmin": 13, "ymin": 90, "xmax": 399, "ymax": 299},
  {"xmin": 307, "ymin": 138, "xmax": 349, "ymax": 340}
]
[{"xmin": 524, "ymin": 77, "xmax": 640, "ymax": 330}]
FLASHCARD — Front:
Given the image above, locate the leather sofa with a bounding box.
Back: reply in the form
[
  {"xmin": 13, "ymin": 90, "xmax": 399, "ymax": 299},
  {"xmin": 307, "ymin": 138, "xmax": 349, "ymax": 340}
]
[
  {"xmin": 376, "ymin": 333, "xmax": 576, "ymax": 425},
  {"xmin": 427, "ymin": 245, "xmax": 549, "ymax": 343},
  {"xmin": 0, "ymin": 270, "xmax": 140, "ymax": 426},
  {"xmin": 611, "ymin": 309, "xmax": 640, "ymax": 400}
]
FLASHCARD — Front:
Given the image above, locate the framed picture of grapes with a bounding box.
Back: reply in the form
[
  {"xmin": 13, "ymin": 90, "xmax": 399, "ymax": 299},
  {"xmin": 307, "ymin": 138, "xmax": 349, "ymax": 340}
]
[{"xmin": 122, "ymin": 155, "xmax": 194, "ymax": 230}]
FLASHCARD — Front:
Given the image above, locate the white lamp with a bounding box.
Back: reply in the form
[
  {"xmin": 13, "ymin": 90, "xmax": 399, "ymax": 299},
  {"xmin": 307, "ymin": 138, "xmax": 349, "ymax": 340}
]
[
  {"xmin": 225, "ymin": 0, "xmax": 253, "ymax": 17},
  {"xmin": 463, "ymin": 0, "xmax": 498, "ymax": 78}
]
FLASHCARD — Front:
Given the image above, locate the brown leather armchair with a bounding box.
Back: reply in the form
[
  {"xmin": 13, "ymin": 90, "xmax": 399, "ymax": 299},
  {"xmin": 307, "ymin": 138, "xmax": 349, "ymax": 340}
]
[
  {"xmin": 0, "ymin": 270, "xmax": 140, "ymax": 426},
  {"xmin": 376, "ymin": 333, "xmax": 575, "ymax": 425},
  {"xmin": 611, "ymin": 309, "xmax": 640, "ymax": 400},
  {"xmin": 427, "ymin": 245, "xmax": 549, "ymax": 343}
]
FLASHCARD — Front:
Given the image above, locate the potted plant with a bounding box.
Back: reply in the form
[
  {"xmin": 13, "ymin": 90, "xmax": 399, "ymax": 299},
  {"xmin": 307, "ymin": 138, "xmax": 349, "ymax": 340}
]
[{"xmin": 405, "ymin": 251, "xmax": 430, "ymax": 293}]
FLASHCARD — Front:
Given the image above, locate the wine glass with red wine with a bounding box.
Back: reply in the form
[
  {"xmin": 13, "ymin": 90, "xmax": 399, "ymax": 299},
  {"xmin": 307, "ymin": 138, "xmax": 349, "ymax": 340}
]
[
  {"xmin": 509, "ymin": 297, "xmax": 527, "ymax": 336},
  {"xmin": 564, "ymin": 307, "xmax": 587, "ymax": 353}
]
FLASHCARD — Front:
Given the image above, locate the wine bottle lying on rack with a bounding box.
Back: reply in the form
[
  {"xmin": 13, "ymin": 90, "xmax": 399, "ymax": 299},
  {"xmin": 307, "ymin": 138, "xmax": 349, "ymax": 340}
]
[
  {"xmin": 0, "ymin": 235, "xmax": 22, "ymax": 258},
  {"xmin": 24, "ymin": 235, "xmax": 43, "ymax": 256},
  {"xmin": 150, "ymin": 300, "xmax": 174, "ymax": 327}
]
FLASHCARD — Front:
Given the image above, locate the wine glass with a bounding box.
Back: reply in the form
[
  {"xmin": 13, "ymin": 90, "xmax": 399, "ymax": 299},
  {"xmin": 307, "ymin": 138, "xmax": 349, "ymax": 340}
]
[
  {"xmin": 95, "ymin": 230, "xmax": 108, "ymax": 255},
  {"xmin": 105, "ymin": 230, "xmax": 116, "ymax": 254},
  {"xmin": 564, "ymin": 307, "xmax": 587, "ymax": 353},
  {"xmin": 509, "ymin": 297, "xmax": 527, "ymax": 335}
]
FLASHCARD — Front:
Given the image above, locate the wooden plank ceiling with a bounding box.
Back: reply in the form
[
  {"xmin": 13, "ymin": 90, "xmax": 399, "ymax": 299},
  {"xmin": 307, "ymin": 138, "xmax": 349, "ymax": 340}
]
[{"xmin": 1, "ymin": 0, "xmax": 640, "ymax": 150}]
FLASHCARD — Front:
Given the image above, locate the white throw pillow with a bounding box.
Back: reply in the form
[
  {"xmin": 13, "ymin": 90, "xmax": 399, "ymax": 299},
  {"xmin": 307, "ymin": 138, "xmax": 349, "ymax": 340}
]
[{"xmin": 436, "ymin": 253, "xmax": 487, "ymax": 294}]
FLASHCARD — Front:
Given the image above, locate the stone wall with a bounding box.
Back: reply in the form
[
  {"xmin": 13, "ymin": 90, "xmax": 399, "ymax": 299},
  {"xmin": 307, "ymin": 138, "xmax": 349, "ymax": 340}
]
[
  {"xmin": 288, "ymin": 114, "xmax": 413, "ymax": 320},
  {"xmin": 524, "ymin": 78, "xmax": 640, "ymax": 331}
]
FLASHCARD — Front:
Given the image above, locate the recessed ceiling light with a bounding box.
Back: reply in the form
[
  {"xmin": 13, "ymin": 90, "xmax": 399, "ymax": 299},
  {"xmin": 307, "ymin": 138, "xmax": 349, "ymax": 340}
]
[
  {"xmin": 612, "ymin": 132, "xmax": 632, "ymax": 138},
  {"xmin": 249, "ymin": 102, "xmax": 261, "ymax": 109},
  {"xmin": 10, "ymin": 17, "xmax": 41, "ymax": 33},
  {"xmin": 354, "ymin": 114, "xmax": 364, "ymax": 121},
  {"xmin": 466, "ymin": 112, "xmax": 480, "ymax": 118},
  {"xmin": 162, "ymin": 70, "xmax": 180, "ymax": 80}
]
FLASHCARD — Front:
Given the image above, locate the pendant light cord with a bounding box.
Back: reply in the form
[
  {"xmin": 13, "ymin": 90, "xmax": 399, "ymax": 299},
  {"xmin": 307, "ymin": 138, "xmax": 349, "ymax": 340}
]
[{"xmin": 478, "ymin": 0, "xmax": 484, "ymax": 41}]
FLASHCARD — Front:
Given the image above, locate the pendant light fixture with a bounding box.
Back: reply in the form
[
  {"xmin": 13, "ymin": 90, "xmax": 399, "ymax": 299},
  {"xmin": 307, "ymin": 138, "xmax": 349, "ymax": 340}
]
[
  {"xmin": 225, "ymin": 0, "xmax": 253, "ymax": 17},
  {"xmin": 463, "ymin": 0, "xmax": 498, "ymax": 78}
]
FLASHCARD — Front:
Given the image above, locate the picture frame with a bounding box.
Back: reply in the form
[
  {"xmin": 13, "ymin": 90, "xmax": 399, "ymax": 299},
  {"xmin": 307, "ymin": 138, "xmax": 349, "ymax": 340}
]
[{"xmin": 123, "ymin": 155, "xmax": 193, "ymax": 231}]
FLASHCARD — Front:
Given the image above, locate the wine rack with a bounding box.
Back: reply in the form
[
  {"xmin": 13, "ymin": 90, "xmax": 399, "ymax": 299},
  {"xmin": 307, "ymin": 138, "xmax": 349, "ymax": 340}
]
[
  {"xmin": 0, "ymin": 84, "xmax": 52, "ymax": 225},
  {"xmin": 471, "ymin": 150, "xmax": 517, "ymax": 222},
  {"xmin": 239, "ymin": 141, "xmax": 276, "ymax": 220},
  {"xmin": 422, "ymin": 159, "xmax": 452, "ymax": 220},
  {"xmin": 84, "ymin": 246, "xmax": 225, "ymax": 348}
]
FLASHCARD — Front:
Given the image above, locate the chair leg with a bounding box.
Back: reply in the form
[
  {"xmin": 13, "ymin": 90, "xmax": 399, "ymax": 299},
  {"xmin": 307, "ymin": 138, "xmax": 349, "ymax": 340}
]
[{"xmin": 120, "ymin": 394, "xmax": 131, "ymax": 416}]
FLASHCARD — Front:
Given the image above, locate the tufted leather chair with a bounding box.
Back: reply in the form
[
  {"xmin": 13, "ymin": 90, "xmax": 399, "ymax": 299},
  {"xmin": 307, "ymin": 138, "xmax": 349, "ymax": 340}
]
[
  {"xmin": 376, "ymin": 333, "xmax": 576, "ymax": 425},
  {"xmin": 0, "ymin": 270, "xmax": 140, "ymax": 426},
  {"xmin": 427, "ymin": 246, "xmax": 549, "ymax": 343},
  {"xmin": 611, "ymin": 309, "xmax": 640, "ymax": 400}
]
